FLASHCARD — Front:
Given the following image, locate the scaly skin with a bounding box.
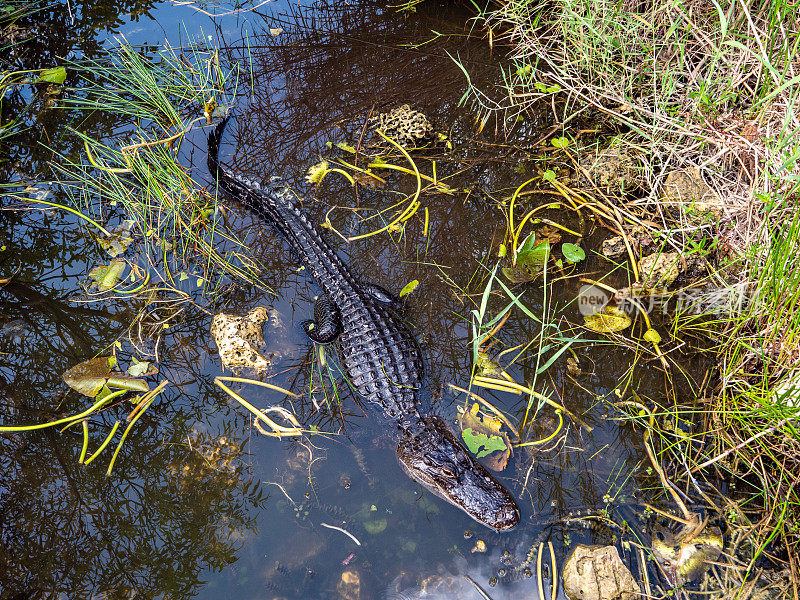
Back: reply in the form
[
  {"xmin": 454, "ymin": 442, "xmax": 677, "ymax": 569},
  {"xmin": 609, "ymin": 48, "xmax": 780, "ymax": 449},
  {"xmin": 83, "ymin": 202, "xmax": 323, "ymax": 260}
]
[{"xmin": 208, "ymin": 119, "xmax": 519, "ymax": 530}]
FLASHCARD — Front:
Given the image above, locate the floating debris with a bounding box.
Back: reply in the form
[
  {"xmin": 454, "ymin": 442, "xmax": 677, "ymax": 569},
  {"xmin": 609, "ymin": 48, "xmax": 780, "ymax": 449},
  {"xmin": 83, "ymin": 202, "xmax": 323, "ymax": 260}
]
[
  {"xmin": 97, "ymin": 222, "xmax": 135, "ymax": 257},
  {"xmin": 566, "ymin": 356, "xmax": 582, "ymax": 376},
  {"xmin": 369, "ymin": 104, "xmax": 433, "ymax": 149},
  {"xmin": 337, "ymin": 569, "xmax": 361, "ymax": 600},
  {"xmin": 471, "ymin": 540, "xmax": 487, "ymax": 553},
  {"xmin": 210, "ymin": 307, "xmax": 271, "ymax": 373}
]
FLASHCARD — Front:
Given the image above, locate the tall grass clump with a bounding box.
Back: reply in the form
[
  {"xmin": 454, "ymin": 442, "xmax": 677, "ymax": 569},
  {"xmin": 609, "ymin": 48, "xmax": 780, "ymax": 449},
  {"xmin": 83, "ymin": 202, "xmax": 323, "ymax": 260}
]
[
  {"xmin": 54, "ymin": 40, "xmax": 266, "ymax": 297},
  {"xmin": 473, "ymin": 0, "xmax": 799, "ymax": 241},
  {"xmin": 463, "ymin": 0, "xmax": 800, "ymax": 572}
]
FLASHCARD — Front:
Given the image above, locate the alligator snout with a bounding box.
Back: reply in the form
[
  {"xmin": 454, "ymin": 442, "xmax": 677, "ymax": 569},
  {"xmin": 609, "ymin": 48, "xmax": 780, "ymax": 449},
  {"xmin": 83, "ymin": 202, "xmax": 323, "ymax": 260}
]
[
  {"xmin": 397, "ymin": 416, "xmax": 520, "ymax": 531},
  {"xmin": 491, "ymin": 502, "xmax": 521, "ymax": 531}
]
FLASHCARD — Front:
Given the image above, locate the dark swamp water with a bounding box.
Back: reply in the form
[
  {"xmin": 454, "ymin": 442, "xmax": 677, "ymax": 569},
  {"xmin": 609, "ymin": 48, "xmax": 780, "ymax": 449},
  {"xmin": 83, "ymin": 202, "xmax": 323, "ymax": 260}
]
[{"xmin": 0, "ymin": 1, "xmax": 713, "ymax": 598}]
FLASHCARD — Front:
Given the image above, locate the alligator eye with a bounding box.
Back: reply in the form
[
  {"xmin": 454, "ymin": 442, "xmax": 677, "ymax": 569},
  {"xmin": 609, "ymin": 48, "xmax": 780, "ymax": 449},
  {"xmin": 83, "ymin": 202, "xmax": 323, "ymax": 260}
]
[{"xmin": 440, "ymin": 466, "xmax": 455, "ymax": 478}]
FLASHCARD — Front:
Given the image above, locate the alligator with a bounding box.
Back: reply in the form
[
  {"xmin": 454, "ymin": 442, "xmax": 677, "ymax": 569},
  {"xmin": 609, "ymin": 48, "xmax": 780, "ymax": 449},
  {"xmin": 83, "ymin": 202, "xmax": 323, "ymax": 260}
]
[{"xmin": 208, "ymin": 118, "xmax": 519, "ymax": 531}]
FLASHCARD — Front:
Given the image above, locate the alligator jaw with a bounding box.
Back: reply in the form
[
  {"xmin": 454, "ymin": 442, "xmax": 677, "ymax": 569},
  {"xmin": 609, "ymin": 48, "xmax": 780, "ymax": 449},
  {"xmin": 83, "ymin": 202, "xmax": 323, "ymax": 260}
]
[{"xmin": 397, "ymin": 416, "xmax": 520, "ymax": 531}]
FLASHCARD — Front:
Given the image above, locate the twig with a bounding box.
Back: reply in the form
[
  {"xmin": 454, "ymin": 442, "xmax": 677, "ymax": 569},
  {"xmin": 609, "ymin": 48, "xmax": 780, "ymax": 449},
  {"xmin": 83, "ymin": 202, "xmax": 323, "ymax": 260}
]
[{"xmin": 320, "ymin": 522, "xmax": 361, "ymax": 546}]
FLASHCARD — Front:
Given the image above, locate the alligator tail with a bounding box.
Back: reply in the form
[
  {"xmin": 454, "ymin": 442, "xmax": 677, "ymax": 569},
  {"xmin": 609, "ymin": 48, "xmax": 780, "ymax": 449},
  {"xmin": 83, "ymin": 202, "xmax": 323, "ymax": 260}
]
[{"xmin": 207, "ymin": 117, "xmax": 288, "ymax": 233}]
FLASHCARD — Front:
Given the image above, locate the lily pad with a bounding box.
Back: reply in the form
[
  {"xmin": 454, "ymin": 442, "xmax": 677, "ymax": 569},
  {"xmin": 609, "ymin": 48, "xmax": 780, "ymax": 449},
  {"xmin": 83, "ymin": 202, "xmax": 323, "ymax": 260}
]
[
  {"xmin": 462, "ymin": 429, "xmax": 507, "ymax": 458},
  {"xmin": 63, "ymin": 356, "xmax": 116, "ymax": 397},
  {"xmin": 583, "ymin": 306, "xmax": 632, "ymax": 333},
  {"xmin": 363, "ymin": 517, "xmax": 388, "ymax": 534},
  {"xmin": 62, "ymin": 356, "xmax": 149, "ymax": 397},
  {"xmin": 88, "ymin": 260, "xmax": 125, "ymax": 291},
  {"xmin": 562, "ymin": 243, "xmax": 585, "ymax": 263}
]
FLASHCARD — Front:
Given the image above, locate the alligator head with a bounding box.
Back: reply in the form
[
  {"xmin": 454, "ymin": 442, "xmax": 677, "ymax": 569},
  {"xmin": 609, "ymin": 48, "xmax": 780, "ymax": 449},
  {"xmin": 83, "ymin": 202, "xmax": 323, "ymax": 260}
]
[{"xmin": 396, "ymin": 416, "xmax": 520, "ymax": 531}]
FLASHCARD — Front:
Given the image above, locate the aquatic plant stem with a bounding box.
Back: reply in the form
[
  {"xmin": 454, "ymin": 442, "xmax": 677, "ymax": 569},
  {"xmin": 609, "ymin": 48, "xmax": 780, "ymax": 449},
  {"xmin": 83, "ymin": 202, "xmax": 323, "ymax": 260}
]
[
  {"xmin": 0, "ymin": 389, "xmax": 126, "ymax": 432},
  {"xmin": 23, "ymin": 197, "xmax": 111, "ymax": 237},
  {"xmin": 79, "ymin": 420, "xmax": 89, "ymax": 463},
  {"xmin": 106, "ymin": 381, "xmax": 169, "ymax": 476},
  {"xmin": 83, "ymin": 421, "xmax": 121, "ymax": 465}
]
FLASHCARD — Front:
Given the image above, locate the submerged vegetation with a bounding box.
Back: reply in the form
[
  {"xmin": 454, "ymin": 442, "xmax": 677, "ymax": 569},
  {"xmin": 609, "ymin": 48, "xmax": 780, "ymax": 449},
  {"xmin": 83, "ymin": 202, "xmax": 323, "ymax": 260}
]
[{"xmin": 456, "ymin": 0, "xmax": 800, "ymax": 589}]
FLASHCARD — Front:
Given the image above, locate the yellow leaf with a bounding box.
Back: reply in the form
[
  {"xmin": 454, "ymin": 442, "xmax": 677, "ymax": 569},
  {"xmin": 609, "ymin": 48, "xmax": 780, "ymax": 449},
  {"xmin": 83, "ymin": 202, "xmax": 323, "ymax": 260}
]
[
  {"xmin": 399, "ymin": 279, "xmax": 419, "ymax": 297},
  {"xmin": 643, "ymin": 329, "xmax": 662, "ymax": 343},
  {"xmin": 583, "ymin": 306, "xmax": 631, "ymax": 333}
]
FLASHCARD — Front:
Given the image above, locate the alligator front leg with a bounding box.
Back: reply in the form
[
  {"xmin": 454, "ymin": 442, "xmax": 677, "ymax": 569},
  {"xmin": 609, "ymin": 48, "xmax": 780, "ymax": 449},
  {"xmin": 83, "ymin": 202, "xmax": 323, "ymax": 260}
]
[{"xmin": 301, "ymin": 295, "xmax": 341, "ymax": 344}]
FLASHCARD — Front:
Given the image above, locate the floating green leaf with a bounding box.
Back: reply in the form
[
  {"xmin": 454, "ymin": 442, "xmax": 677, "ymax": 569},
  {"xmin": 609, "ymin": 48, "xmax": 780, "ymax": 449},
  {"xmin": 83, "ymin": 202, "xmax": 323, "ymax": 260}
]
[
  {"xmin": 62, "ymin": 356, "xmax": 149, "ymax": 397},
  {"xmin": 562, "ymin": 243, "xmax": 585, "ymax": 263},
  {"xmin": 543, "ymin": 169, "xmax": 556, "ymax": 182},
  {"xmin": 517, "ymin": 241, "xmax": 550, "ymax": 267},
  {"xmin": 37, "ymin": 66, "xmax": 67, "ymax": 84},
  {"xmin": 462, "ymin": 428, "xmax": 508, "ymax": 458},
  {"xmin": 476, "ymin": 350, "xmax": 505, "ymax": 378},
  {"xmin": 399, "ymin": 279, "xmax": 419, "ymax": 297},
  {"xmin": 105, "ymin": 377, "xmax": 149, "ymax": 392},
  {"xmin": 551, "ymin": 137, "xmax": 570, "ymax": 150},
  {"xmin": 337, "ymin": 142, "xmax": 356, "ymax": 154},
  {"xmin": 88, "ymin": 260, "xmax": 125, "ymax": 291},
  {"xmin": 127, "ymin": 358, "xmax": 158, "ymax": 377}
]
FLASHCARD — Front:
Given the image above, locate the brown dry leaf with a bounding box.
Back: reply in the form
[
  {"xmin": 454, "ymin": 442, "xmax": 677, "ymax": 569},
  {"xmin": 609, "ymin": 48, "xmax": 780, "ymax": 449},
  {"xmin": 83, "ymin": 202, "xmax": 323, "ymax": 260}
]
[
  {"xmin": 536, "ymin": 224, "xmax": 562, "ymax": 245},
  {"xmin": 567, "ymin": 356, "xmax": 582, "ymax": 376},
  {"xmin": 353, "ymin": 171, "xmax": 384, "ymax": 189}
]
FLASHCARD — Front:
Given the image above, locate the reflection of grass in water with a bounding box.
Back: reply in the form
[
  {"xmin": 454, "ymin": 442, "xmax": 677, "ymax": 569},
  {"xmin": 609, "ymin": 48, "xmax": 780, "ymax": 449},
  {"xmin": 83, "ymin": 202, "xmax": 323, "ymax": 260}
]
[{"xmin": 54, "ymin": 40, "xmax": 267, "ymax": 298}]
